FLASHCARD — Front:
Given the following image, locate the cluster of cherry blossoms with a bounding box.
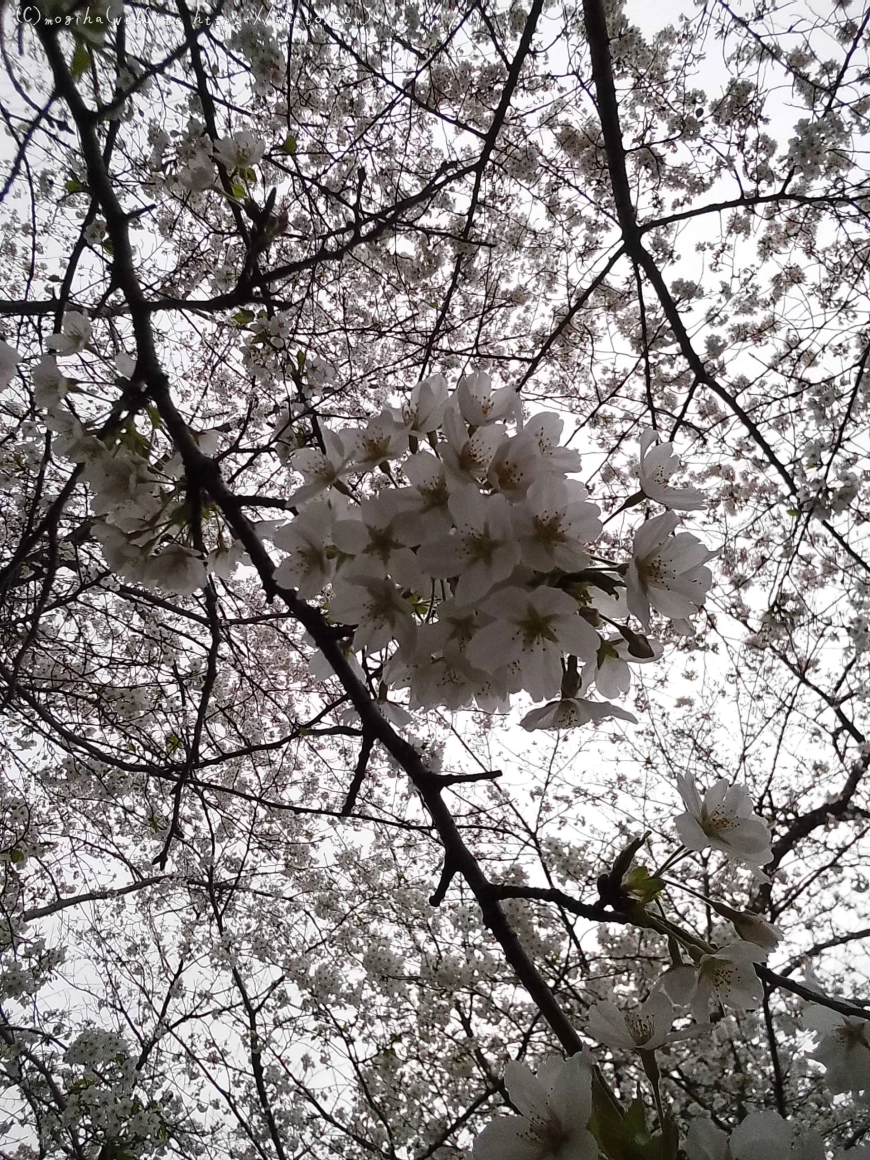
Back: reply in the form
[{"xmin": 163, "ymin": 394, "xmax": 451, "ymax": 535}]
[
  {"xmin": 472, "ymin": 1048, "xmax": 870, "ymax": 1160},
  {"xmin": 472, "ymin": 770, "xmax": 870, "ymax": 1157},
  {"xmin": 32, "ymin": 312, "xmax": 242, "ymax": 594},
  {"xmin": 277, "ymin": 369, "xmax": 714, "ymax": 722},
  {"xmin": 28, "ymin": 322, "xmax": 717, "ymax": 727}
]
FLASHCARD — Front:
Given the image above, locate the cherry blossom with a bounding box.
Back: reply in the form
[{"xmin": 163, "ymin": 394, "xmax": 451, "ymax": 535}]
[
  {"xmin": 487, "ymin": 430, "xmax": 546, "ymax": 501},
  {"xmin": 581, "ymin": 634, "xmax": 661, "ymax": 700},
  {"xmin": 47, "ymin": 310, "xmax": 92, "ymax": 356},
  {"xmin": 455, "ymin": 369, "xmax": 517, "ymax": 427},
  {"xmin": 685, "ymin": 1115, "xmax": 827, "ymax": 1160},
  {"xmin": 329, "ymin": 571, "xmax": 418, "ymax": 653},
  {"xmin": 684, "ymin": 1118, "xmax": 729, "ymax": 1160},
  {"xmin": 273, "ymin": 502, "xmax": 340, "ymax": 596},
  {"xmin": 343, "ymin": 412, "xmax": 409, "ymax": 471},
  {"xmin": 439, "ymin": 407, "xmax": 505, "ymax": 485},
  {"xmin": 675, "ymin": 774, "xmax": 772, "ymax": 868},
  {"xmin": 638, "ymin": 428, "xmax": 706, "ymax": 510},
  {"xmin": 332, "ymin": 491, "xmax": 423, "ymax": 580},
  {"xmin": 729, "ymin": 1112, "xmax": 825, "ymax": 1160},
  {"xmin": 212, "ymin": 130, "xmax": 266, "ymax": 169},
  {"xmin": 520, "ymin": 696, "xmax": 637, "ymax": 730},
  {"xmin": 472, "ymin": 1055, "xmax": 597, "ymax": 1160},
  {"xmin": 0, "ymin": 339, "xmax": 20, "ymax": 387},
  {"xmin": 711, "ymin": 901, "xmax": 783, "ymax": 952},
  {"xmin": 417, "ymin": 487, "xmax": 519, "ymax": 605},
  {"xmin": 399, "ymin": 451, "xmax": 453, "ymax": 531},
  {"xmin": 511, "ymin": 477, "xmax": 602, "ymax": 572},
  {"xmin": 662, "ymin": 942, "xmax": 764, "ymax": 1021},
  {"xmin": 586, "ymin": 991, "xmax": 680, "ymax": 1052},
  {"xmin": 808, "ymin": 1009, "xmax": 870, "ymax": 1093},
  {"xmin": 466, "ymin": 586, "xmax": 599, "ymax": 702},
  {"xmin": 4, "ymin": 1, "xmax": 870, "ymax": 1151},
  {"xmin": 176, "ymin": 139, "xmax": 214, "ymax": 191},
  {"xmin": 625, "ymin": 511, "xmax": 716, "ymax": 631},
  {"xmin": 399, "ymin": 372, "xmax": 449, "ymax": 434},
  {"xmin": 525, "ymin": 413, "xmax": 583, "ymax": 475},
  {"xmin": 143, "ymin": 544, "xmax": 209, "ymax": 596},
  {"xmin": 286, "ymin": 430, "xmax": 355, "ymax": 505}
]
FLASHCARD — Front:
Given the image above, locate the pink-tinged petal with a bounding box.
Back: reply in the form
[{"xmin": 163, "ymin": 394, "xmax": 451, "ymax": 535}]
[
  {"xmin": 587, "ymin": 1002, "xmax": 635, "ymax": 1051},
  {"xmin": 594, "ymin": 656, "xmax": 630, "ymax": 700},
  {"xmin": 657, "ymin": 536, "xmax": 714, "ymax": 570},
  {"xmin": 639, "ymin": 427, "xmax": 659, "ymax": 460},
  {"xmin": 331, "ymin": 520, "xmax": 370, "ymax": 556},
  {"xmin": 720, "ymin": 782, "xmax": 751, "ymax": 817},
  {"xmin": 447, "ymin": 485, "xmax": 486, "ymax": 532},
  {"xmin": 656, "ymin": 485, "xmax": 707, "ymax": 512},
  {"xmin": 633, "ymin": 511, "xmax": 678, "ymax": 558},
  {"xmin": 704, "ymin": 779, "xmax": 731, "ymax": 814},
  {"xmin": 593, "ymin": 700, "xmax": 637, "ymax": 723},
  {"xmin": 558, "ymin": 1128, "xmax": 599, "ymax": 1160},
  {"xmin": 556, "ymin": 614, "xmax": 600, "ymax": 663},
  {"xmin": 454, "ymin": 550, "xmax": 517, "ymax": 604},
  {"xmin": 717, "ymin": 819, "xmax": 772, "ymax": 862},
  {"xmin": 403, "ymin": 450, "xmax": 442, "ymax": 488},
  {"xmin": 675, "ymin": 812, "xmax": 711, "ymax": 852},
  {"xmin": 504, "ymin": 1061, "xmax": 548, "ymax": 1120},
  {"xmin": 684, "ymin": 1119, "xmax": 729, "ymax": 1160},
  {"xmin": 659, "ymin": 964, "xmax": 697, "ymax": 1006},
  {"xmin": 520, "ymin": 702, "xmax": 563, "ymax": 730},
  {"xmin": 546, "ymin": 1053, "xmax": 592, "ymax": 1127},
  {"xmin": 676, "ymin": 773, "xmax": 703, "ymax": 818},
  {"xmin": 647, "ymin": 587, "xmax": 698, "ymax": 622},
  {"xmin": 529, "ymin": 586, "xmax": 580, "ymax": 618},
  {"xmin": 467, "ymin": 622, "xmax": 522, "ymax": 670},
  {"xmin": 625, "ymin": 564, "xmax": 651, "ymax": 630},
  {"xmin": 728, "ymin": 1111, "xmax": 792, "ymax": 1159},
  {"xmin": 521, "ymin": 644, "xmax": 563, "ymax": 703},
  {"xmin": 416, "ymin": 535, "xmax": 467, "ymax": 578},
  {"xmin": 480, "ymin": 586, "xmax": 533, "ymax": 621},
  {"xmin": 472, "ymin": 1116, "xmax": 538, "ymax": 1160}
]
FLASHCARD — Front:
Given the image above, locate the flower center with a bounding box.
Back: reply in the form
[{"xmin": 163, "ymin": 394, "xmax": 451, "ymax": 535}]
[
  {"xmin": 518, "ymin": 609, "xmax": 558, "ymax": 647},
  {"xmin": 533, "ymin": 514, "xmax": 566, "ymax": 547}
]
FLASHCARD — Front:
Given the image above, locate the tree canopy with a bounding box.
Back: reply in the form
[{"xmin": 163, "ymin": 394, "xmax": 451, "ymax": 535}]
[{"xmin": 1, "ymin": 0, "xmax": 870, "ymax": 1156}]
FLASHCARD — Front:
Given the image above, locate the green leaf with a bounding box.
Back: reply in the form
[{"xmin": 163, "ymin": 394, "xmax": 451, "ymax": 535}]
[
  {"xmin": 597, "ymin": 639, "xmax": 621, "ymax": 665},
  {"xmin": 70, "ymin": 42, "xmax": 91, "ymax": 81},
  {"xmin": 231, "ymin": 182, "xmax": 247, "ymax": 200},
  {"xmin": 65, "ymin": 177, "xmax": 87, "ymax": 194},
  {"xmin": 589, "ymin": 1085, "xmax": 677, "ymax": 1160},
  {"xmin": 146, "ymin": 406, "xmax": 162, "ymax": 430},
  {"xmin": 9, "ymin": 848, "xmax": 24, "ymax": 865},
  {"xmin": 623, "ymin": 1098, "xmax": 651, "ymax": 1145},
  {"xmin": 118, "ymin": 422, "xmax": 150, "ymax": 458},
  {"xmin": 623, "ymin": 865, "xmax": 666, "ymax": 905},
  {"xmin": 233, "ymin": 309, "xmax": 255, "ymax": 325},
  {"xmin": 589, "ymin": 1079, "xmax": 629, "ymax": 1158},
  {"xmin": 165, "ymin": 734, "xmax": 181, "ymax": 755},
  {"xmin": 282, "ymin": 134, "xmax": 298, "ymax": 155}
]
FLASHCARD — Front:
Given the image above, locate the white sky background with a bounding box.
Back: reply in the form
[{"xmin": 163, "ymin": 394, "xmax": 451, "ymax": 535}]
[{"xmin": 1, "ymin": 0, "xmax": 869, "ymax": 1149}]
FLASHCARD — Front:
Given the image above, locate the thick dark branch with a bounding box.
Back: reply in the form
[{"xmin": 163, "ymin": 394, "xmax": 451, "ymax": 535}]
[
  {"xmin": 340, "ymin": 731, "xmax": 375, "ymax": 816},
  {"xmin": 39, "ymin": 23, "xmax": 584, "ymax": 1057},
  {"xmin": 21, "ymin": 876, "xmax": 166, "ymax": 924},
  {"xmin": 582, "ymin": 0, "xmax": 797, "ymax": 497}
]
